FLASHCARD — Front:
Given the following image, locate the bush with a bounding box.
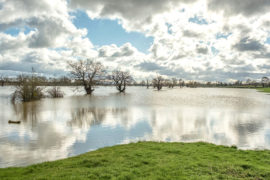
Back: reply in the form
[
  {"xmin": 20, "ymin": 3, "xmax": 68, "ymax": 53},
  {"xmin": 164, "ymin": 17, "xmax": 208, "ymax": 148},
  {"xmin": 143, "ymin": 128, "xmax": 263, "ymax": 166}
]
[
  {"xmin": 12, "ymin": 75, "xmax": 44, "ymax": 102},
  {"xmin": 47, "ymin": 86, "xmax": 64, "ymax": 98}
]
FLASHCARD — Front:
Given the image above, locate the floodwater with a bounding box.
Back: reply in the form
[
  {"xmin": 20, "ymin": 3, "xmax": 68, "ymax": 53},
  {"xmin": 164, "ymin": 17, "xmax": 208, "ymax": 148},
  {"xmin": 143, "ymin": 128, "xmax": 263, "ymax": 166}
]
[{"xmin": 0, "ymin": 86, "xmax": 270, "ymax": 167}]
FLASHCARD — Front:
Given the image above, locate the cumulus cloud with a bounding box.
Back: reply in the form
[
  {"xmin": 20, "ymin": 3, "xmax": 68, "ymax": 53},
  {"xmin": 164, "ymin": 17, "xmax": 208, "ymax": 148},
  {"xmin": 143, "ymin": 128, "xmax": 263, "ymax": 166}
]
[
  {"xmin": 208, "ymin": 0, "xmax": 270, "ymax": 16},
  {"xmin": 70, "ymin": 0, "xmax": 196, "ymax": 22},
  {"xmin": 196, "ymin": 44, "xmax": 209, "ymax": 54},
  {"xmin": 233, "ymin": 37, "xmax": 266, "ymax": 52},
  {"xmin": 0, "ymin": 0, "xmax": 270, "ymax": 81}
]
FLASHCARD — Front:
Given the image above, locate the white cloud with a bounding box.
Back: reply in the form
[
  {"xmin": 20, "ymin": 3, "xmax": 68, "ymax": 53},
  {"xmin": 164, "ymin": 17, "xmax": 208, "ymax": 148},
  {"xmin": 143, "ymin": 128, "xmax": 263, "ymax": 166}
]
[{"xmin": 0, "ymin": 0, "xmax": 270, "ymax": 81}]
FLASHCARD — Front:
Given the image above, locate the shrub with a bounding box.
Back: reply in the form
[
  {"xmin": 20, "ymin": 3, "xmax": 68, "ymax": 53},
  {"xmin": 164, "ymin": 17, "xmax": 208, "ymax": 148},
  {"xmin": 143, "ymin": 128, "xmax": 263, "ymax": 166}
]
[
  {"xmin": 47, "ymin": 86, "xmax": 64, "ymax": 98},
  {"xmin": 12, "ymin": 75, "xmax": 44, "ymax": 102}
]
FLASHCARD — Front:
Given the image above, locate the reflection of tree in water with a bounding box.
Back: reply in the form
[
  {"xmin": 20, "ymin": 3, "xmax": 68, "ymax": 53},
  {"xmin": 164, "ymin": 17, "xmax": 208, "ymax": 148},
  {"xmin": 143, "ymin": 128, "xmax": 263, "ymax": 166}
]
[
  {"xmin": 67, "ymin": 108, "xmax": 107, "ymax": 128},
  {"xmin": 67, "ymin": 107, "xmax": 129, "ymax": 129},
  {"xmin": 148, "ymin": 108, "xmax": 267, "ymax": 147},
  {"xmin": 149, "ymin": 109, "xmax": 209, "ymax": 141},
  {"xmin": 12, "ymin": 102, "xmax": 39, "ymax": 126},
  {"xmin": 111, "ymin": 108, "xmax": 129, "ymax": 126}
]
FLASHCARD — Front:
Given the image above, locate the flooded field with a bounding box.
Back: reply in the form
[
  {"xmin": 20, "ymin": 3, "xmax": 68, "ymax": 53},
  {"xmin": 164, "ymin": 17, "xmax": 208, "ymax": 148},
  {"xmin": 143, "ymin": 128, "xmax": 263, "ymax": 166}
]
[{"xmin": 1, "ymin": 86, "xmax": 270, "ymax": 167}]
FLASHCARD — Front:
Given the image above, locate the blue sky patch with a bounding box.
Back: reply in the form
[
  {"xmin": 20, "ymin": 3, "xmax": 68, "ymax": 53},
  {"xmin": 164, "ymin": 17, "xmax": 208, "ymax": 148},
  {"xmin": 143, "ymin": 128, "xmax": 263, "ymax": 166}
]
[
  {"xmin": 189, "ymin": 15, "xmax": 208, "ymax": 25},
  {"xmin": 4, "ymin": 26, "xmax": 34, "ymax": 36},
  {"xmin": 266, "ymin": 37, "xmax": 270, "ymax": 44},
  {"xmin": 166, "ymin": 23, "xmax": 173, "ymax": 34},
  {"xmin": 72, "ymin": 10, "xmax": 153, "ymax": 54},
  {"xmin": 216, "ymin": 33, "xmax": 232, "ymax": 39},
  {"xmin": 211, "ymin": 46, "xmax": 219, "ymax": 55}
]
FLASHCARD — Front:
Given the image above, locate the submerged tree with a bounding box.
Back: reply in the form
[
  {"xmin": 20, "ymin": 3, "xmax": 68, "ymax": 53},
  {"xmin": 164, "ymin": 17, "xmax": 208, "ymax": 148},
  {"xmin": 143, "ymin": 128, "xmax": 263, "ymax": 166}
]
[
  {"xmin": 153, "ymin": 76, "xmax": 164, "ymax": 91},
  {"xmin": 179, "ymin": 79, "xmax": 185, "ymax": 88},
  {"xmin": 12, "ymin": 70, "xmax": 44, "ymax": 102},
  {"xmin": 0, "ymin": 74, "xmax": 8, "ymax": 86},
  {"xmin": 262, "ymin": 77, "xmax": 269, "ymax": 88},
  {"xmin": 68, "ymin": 59, "xmax": 104, "ymax": 94},
  {"xmin": 47, "ymin": 86, "xmax": 64, "ymax": 98},
  {"xmin": 171, "ymin": 78, "xmax": 177, "ymax": 88},
  {"xmin": 146, "ymin": 79, "xmax": 150, "ymax": 89},
  {"xmin": 111, "ymin": 70, "xmax": 132, "ymax": 93}
]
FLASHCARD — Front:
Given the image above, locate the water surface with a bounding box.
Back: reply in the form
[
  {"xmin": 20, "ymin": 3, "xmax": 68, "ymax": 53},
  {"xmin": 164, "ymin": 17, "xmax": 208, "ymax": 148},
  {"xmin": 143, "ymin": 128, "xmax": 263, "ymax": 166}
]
[{"xmin": 1, "ymin": 86, "xmax": 270, "ymax": 167}]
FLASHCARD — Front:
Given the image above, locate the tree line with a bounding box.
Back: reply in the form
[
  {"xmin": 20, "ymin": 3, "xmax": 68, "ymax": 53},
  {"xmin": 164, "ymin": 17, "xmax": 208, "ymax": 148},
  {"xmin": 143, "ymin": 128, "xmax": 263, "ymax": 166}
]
[{"xmin": 1, "ymin": 59, "xmax": 270, "ymax": 102}]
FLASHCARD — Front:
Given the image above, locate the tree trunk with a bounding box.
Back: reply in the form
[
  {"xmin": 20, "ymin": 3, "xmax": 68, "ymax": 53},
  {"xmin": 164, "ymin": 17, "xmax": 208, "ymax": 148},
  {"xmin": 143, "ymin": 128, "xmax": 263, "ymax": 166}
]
[
  {"xmin": 157, "ymin": 84, "xmax": 162, "ymax": 91},
  {"xmin": 85, "ymin": 86, "xmax": 94, "ymax": 95}
]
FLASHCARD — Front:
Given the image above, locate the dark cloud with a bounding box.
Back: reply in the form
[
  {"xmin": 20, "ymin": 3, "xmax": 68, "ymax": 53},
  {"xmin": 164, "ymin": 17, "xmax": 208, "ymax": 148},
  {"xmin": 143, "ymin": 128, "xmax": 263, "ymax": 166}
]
[
  {"xmin": 258, "ymin": 64, "xmax": 270, "ymax": 69},
  {"xmin": 70, "ymin": 0, "xmax": 197, "ymax": 29},
  {"xmin": 208, "ymin": 0, "xmax": 270, "ymax": 16},
  {"xmin": 135, "ymin": 62, "xmax": 164, "ymax": 71},
  {"xmin": 233, "ymin": 37, "xmax": 265, "ymax": 52},
  {"xmin": 98, "ymin": 43, "xmax": 135, "ymax": 58},
  {"xmin": 27, "ymin": 17, "xmax": 70, "ymax": 48},
  {"xmin": 253, "ymin": 53, "xmax": 270, "ymax": 59},
  {"xmin": 0, "ymin": 19, "xmax": 25, "ymax": 31},
  {"xmin": 0, "ymin": 52, "xmax": 67, "ymax": 75},
  {"xmin": 183, "ymin": 30, "xmax": 202, "ymax": 38},
  {"xmin": 196, "ymin": 45, "xmax": 208, "ymax": 54},
  {"xmin": 98, "ymin": 49, "xmax": 107, "ymax": 57},
  {"xmin": 112, "ymin": 44, "xmax": 134, "ymax": 57}
]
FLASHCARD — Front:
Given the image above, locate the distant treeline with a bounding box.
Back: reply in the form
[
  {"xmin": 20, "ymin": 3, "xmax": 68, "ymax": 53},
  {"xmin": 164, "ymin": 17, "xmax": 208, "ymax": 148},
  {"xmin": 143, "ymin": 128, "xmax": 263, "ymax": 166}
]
[
  {"xmin": 1, "ymin": 74, "xmax": 269, "ymax": 88},
  {"xmin": 1, "ymin": 59, "xmax": 270, "ymax": 103}
]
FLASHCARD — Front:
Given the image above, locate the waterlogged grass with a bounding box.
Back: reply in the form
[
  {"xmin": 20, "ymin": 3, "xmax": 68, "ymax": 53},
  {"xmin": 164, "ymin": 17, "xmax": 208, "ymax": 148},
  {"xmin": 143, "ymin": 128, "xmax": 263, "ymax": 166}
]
[
  {"xmin": 257, "ymin": 88, "xmax": 270, "ymax": 93},
  {"xmin": 0, "ymin": 142, "xmax": 270, "ymax": 179}
]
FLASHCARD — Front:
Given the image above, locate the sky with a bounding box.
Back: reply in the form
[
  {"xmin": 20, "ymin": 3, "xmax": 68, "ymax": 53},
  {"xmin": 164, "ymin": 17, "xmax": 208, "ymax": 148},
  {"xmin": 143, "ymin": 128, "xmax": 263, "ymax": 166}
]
[{"xmin": 0, "ymin": 0, "xmax": 270, "ymax": 82}]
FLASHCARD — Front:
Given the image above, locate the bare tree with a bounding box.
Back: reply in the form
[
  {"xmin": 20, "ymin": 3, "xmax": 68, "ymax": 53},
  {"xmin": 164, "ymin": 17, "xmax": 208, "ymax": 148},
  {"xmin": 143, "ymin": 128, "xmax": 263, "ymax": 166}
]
[
  {"xmin": 167, "ymin": 78, "xmax": 177, "ymax": 88},
  {"xmin": 146, "ymin": 79, "xmax": 150, "ymax": 89},
  {"xmin": 179, "ymin": 79, "xmax": 185, "ymax": 88},
  {"xmin": 111, "ymin": 70, "xmax": 132, "ymax": 93},
  {"xmin": 47, "ymin": 86, "xmax": 64, "ymax": 98},
  {"xmin": 140, "ymin": 80, "xmax": 146, "ymax": 86},
  {"xmin": 68, "ymin": 59, "xmax": 104, "ymax": 94},
  {"xmin": 153, "ymin": 76, "xmax": 164, "ymax": 91},
  {"xmin": 12, "ymin": 71, "xmax": 44, "ymax": 102},
  {"xmin": 262, "ymin": 77, "xmax": 269, "ymax": 88},
  {"xmin": 0, "ymin": 74, "xmax": 8, "ymax": 86}
]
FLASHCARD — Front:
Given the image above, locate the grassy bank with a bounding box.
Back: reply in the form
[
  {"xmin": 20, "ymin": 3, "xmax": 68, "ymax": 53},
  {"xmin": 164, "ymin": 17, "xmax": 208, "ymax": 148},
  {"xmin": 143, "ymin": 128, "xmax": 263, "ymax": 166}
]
[
  {"xmin": 257, "ymin": 87, "xmax": 270, "ymax": 93},
  {"xmin": 1, "ymin": 142, "xmax": 270, "ymax": 179}
]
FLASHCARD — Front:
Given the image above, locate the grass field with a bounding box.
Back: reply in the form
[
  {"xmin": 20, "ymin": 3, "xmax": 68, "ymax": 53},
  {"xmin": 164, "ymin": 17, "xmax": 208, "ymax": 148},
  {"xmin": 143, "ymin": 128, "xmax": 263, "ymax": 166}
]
[
  {"xmin": 257, "ymin": 87, "xmax": 270, "ymax": 93},
  {"xmin": 0, "ymin": 142, "xmax": 270, "ymax": 179}
]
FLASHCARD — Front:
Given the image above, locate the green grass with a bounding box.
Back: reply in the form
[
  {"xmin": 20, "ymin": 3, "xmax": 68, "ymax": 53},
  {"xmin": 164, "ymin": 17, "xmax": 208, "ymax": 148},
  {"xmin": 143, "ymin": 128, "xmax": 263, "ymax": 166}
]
[
  {"xmin": 1, "ymin": 142, "xmax": 270, "ymax": 180},
  {"xmin": 257, "ymin": 88, "xmax": 270, "ymax": 93}
]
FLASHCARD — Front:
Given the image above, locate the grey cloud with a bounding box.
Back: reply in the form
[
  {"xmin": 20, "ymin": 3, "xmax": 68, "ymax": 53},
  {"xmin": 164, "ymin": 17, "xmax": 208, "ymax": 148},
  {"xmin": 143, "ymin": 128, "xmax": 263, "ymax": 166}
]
[
  {"xmin": 135, "ymin": 61, "xmax": 187, "ymax": 78},
  {"xmin": 0, "ymin": 61, "xmax": 65, "ymax": 75},
  {"xmin": 0, "ymin": 54, "xmax": 67, "ymax": 75},
  {"xmin": 233, "ymin": 37, "xmax": 265, "ymax": 52},
  {"xmin": 27, "ymin": 17, "xmax": 69, "ymax": 48},
  {"xmin": 0, "ymin": 0, "xmax": 77, "ymax": 49},
  {"xmin": 0, "ymin": 19, "xmax": 25, "ymax": 31},
  {"xmin": 171, "ymin": 54, "xmax": 186, "ymax": 60},
  {"xmin": 70, "ymin": 0, "xmax": 195, "ymax": 18},
  {"xmin": 253, "ymin": 52, "xmax": 270, "ymax": 59},
  {"xmin": 263, "ymin": 21, "xmax": 270, "ymax": 27},
  {"xmin": 208, "ymin": 0, "xmax": 270, "ymax": 16},
  {"xmin": 258, "ymin": 64, "xmax": 270, "ymax": 69},
  {"xmin": 135, "ymin": 62, "xmax": 164, "ymax": 71},
  {"xmin": 196, "ymin": 45, "xmax": 208, "ymax": 54},
  {"xmin": 70, "ymin": 0, "xmax": 197, "ymax": 28},
  {"xmin": 112, "ymin": 44, "xmax": 135, "ymax": 57},
  {"xmin": 98, "ymin": 43, "xmax": 135, "ymax": 58},
  {"xmin": 183, "ymin": 30, "xmax": 202, "ymax": 38},
  {"xmin": 98, "ymin": 49, "xmax": 107, "ymax": 57},
  {"xmin": 0, "ymin": 37, "xmax": 26, "ymax": 53},
  {"xmin": 0, "ymin": 0, "xmax": 61, "ymax": 24}
]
